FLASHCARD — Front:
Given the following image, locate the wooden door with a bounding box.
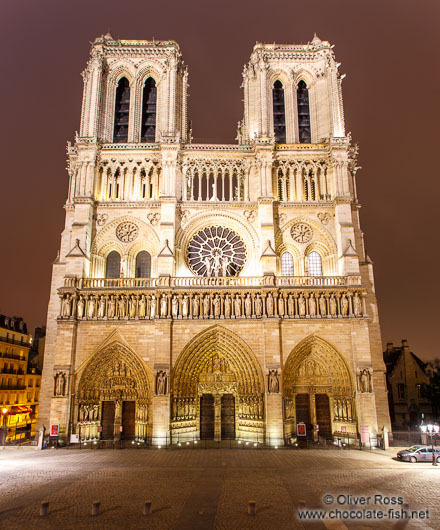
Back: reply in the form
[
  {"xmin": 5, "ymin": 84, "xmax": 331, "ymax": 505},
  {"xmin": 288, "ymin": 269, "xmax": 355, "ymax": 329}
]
[
  {"xmin": 315, "ymin": 394, "xmax": 331, "ymax": 437},
  {"xmin": 122, "ymin": 401, "xmax": 136, "ymax": 440},
  {"xmin": 221, "ymin": 394, "xmax": 235, "ymax": 439},
  {"xmin": 101, "ymin": 401, "xmax": 115, "ymax": 440},
  {"xmin": 200, "ymin": 394, "xmax": 214, "ymax": 440},
  {"xmin": 295, "ymin": 394, "xmax": 310, "ymax": 426}
]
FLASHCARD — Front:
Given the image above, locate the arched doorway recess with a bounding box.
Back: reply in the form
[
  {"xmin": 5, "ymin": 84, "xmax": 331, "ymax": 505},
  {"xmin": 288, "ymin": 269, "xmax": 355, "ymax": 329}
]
[
  {"xmin": 76, "ymin": 342, "xmax": 151, "ymax": 441},
  {"xmin": 171, "ymin": 326, "xmax": 264, "ymax": 441},
  {"xmin": 283, "ymin": 335, "xmax": 356, "ymax": 441}
]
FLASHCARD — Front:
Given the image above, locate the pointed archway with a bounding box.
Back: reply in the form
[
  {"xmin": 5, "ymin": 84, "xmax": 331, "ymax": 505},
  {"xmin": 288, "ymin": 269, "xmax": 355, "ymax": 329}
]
[
  {"xmin": 171, "ymin": 325, "xmax": 264, "ymax": 440},
  {"xmin": 76, "ymin": 341, "xmax": 151, "ymax": 441},
  {"xmin": 283, "ymin": 335, "xmax": 355, "ymax": 440}
]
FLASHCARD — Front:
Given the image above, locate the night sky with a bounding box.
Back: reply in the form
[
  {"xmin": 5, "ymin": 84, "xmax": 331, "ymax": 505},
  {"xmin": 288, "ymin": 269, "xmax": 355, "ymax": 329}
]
[{"xmin": 1, "ymin": 1, "xmax": 439, "ymax": 360}]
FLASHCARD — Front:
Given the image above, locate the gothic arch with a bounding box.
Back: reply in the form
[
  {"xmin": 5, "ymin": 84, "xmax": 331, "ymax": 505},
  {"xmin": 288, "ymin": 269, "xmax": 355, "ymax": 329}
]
[
  {"xmin": 77, "ymin": 340, "xmax": 152, "ymax": 402},
  {"xmin": 283, "ymin": 334, "xmax": 354, "ymax": 397},
  {"xmin": 172, "ymin": 325, "xmax": 264, "ymax": 395}
]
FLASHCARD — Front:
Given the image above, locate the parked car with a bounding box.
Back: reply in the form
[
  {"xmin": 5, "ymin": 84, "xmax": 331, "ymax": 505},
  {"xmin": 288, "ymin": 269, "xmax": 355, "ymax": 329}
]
[{"xmin": 397, "ymin": 445, "xmax": 440, "ymax": 463}]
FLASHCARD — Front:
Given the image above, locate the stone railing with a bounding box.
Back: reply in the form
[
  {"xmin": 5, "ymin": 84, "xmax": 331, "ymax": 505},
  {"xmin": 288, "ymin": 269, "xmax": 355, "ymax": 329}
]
[
  {"xmin": 58, "ymin": 277, "xmax": 367, "ymax": 322},
  {"xmin": 64, "ymin": 275, "xmax": 362, "ymax": 289}
]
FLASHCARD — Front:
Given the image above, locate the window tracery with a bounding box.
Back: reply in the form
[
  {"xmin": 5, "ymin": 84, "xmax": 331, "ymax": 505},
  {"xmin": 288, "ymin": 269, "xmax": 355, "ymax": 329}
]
[{"xmin": 187, "ymin": 227, "xmax": 246, "ymax": 277}]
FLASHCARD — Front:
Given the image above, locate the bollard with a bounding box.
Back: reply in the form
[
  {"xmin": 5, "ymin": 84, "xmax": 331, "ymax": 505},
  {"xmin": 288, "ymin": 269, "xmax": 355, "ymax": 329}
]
[
  {"xmin": 40, "ymin": 501, "xmax": 49, "ymax": 517},
  {"xmin": 297, "ymin": 500, "xmax": 306, "ymax": 511},
  {"xmin": 92, "ymin": 501, "xmax": 100, "ymax": 516},
  {"xmin": 248, "ymin": 500, "xmax": 256, "ymax": 516},
  {"xmin": 144, "ymin": 500, "xmax": 152, "ymax": 516}
]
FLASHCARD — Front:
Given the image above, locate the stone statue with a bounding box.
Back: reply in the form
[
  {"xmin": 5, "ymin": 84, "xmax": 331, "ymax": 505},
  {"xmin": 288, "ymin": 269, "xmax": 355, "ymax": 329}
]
[
  {"xmin": 138, "ymin": 295, "xmax": 146, "ymax": 318},
  {"xmin": 118, "ymin": 296, "xmax": 126, "ymax": 318},
  {"xmin": 234, "ymin": 295, "xmax": 241, "ymax": 317},
  {"xmin": 98, "ymin": 296, "xmax": 106, "ymax": 318},
  {"xmin": 319, "ymin": 294, "xmax": 326, "ymax": 316},
  {"xmin": 245, "ymin": 294, "xmax": 252, "ymax": 317},
  {"xmin": 212, "ymin": 250, "xmax": 221, "ymax": 276},
  {"xmin": 329, "ymin": 294, "xmax": 337, "ymax": 316},
  {"xmin": 298, "ymin": 294, "xmax": 306, "ymax": 317},
  {"xmin": 182, "ymin": 295, "xmax": 189, "ymax": 317},
  {"xmin": 160, "ymin": 294, "xmax": 167, "ymax": 317},
  {"xmin": 309, "ymin": 294, "xmax": 316, "ymax": 317},
  {"xmin": 203, "ymin": 295, "xmax": 210, "ymax": 317},
  {"xmin": 278, "ymin": 295, "xmax": 284, "ymax": 317},
  {"xmin": 150, "ymin": 295, "xmax": 156, "ymax": 318},
  {"xmin": 54, "ymin": 372, "xmax": 66, "ymax": 396},
  {"xmin": 268, "ymin": 370, "xmax": 279, "ymax": 393},
  {"xmin": 171, "ymin": 296, "xmax": 179, "ymax": 318},
  {"xmin": 359, "ymin": 369, "xmax": 371, "ymax": 393},
  {"xmin": 255, "ymin": 295, "xmax": 262, "ymax": 317},
  {"xmin": 203, "ymin": 256, "xmax": 212, "ymax": 277},
  {"xmin": 224, "ymin": 295, "xmax": 231, "ymax": 318},
  {"xmin": 213, "ymin": 295, "xmax": 221, "ymax": 317},
  {"xmin": 353, "ymin": 292, "xmax": 362, "ymax": 316},
  {"xmin": 193, "ymin": 295, "xmax": 200, "ymax": 317},
  {"xmin": 266, "ymin": 293, "xmax": 274, "ymax": 317},
  {"xmin": 341, "ymin": 294, "xmax": 349, "ymax": 316},
  {"xmin": 287, "ymin": 295, "xmax": 294, "ymax": 317},
  {"xmin": 87, "ymin": 296, "xmax": 96, "ymax": 319},
  {"xmin": 156, "ymin": 371, "xmax": 167, "ymax": 395},
  {"xmin": 77, "ymin": 296, "xmax": 85, "ymax": 319},
  {"xmin": 221, "ymin": 256, "xmax": 229, "ymax": 277},
  {"xmin": 108, "ymin": 296, "xmax": 116, "ymax": 318},
  {"xmin": 92, "ymin": 404, "xmax": 99, "ymax": 421},
  {"xmin": 62, "ymin": 295, "xmax": 71, "ymax": 318},
  {"xmin": 129, "ymin": 296, "xmax": 136, "ymax": 318}
]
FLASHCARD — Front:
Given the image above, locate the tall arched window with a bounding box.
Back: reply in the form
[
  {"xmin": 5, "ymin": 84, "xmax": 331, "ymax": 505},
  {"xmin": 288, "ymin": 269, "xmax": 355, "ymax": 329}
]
[
  {"xmin": 135, "ymin": 251, "xmax": 151, "ymax": 278},
  {"xmin": 308, "ymin": 251, "xmax": 322, "ymax": 276},
  {"xmin": 297, "ymin": 80, "xmax": 311, "ymax": 143},
  {"xmin": 113, "ymin": 77, "xmax": 130, "ymax": 143},
  {"xmin": 141, "ymin": 78, "xmax": 157, "ymax": 142},
  {"xmin": 106, "ymin": 251, "xmax": 121, "ymax": 278},
  {"xmin": 281, "ymin": 252, "xmax": 294, "ymax": 276},
  {"xmin": 272, "ymin": 80, "xmax": 286, "ymax": 143}
]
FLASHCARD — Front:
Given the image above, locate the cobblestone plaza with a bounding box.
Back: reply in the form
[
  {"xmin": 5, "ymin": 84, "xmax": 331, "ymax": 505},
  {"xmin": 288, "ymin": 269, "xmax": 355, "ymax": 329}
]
[{"xmin": 0, "ymin": 447, "xmax": 438, "ymax": 529}]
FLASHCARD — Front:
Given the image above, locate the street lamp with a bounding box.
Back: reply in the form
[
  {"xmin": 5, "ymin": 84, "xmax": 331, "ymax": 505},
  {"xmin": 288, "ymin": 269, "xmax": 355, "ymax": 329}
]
[
  {"xmin": 0, "ymin": 408, "xmax": 8, "ymax": 446},
  {"xmin": 420, "ymin": 423, "xmax": 439, "ymax": 466}
]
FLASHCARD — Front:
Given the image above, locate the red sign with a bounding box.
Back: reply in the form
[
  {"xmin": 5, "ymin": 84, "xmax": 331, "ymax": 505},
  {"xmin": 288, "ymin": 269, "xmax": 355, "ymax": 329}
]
[
  {"xmin": 316, "ymin": 424, "xmax": 319, "ymax": 432},
  {"xmin": 297, "ymin": 423, "xmax": 306, "ymax": 436},
  {"xmin": 98, "ymin": 426, "xmax": 102, "ymax": 432},
  {"xmin": 341, "ymin": 426, "xmax": 347, "ymax": 433},
  {"xmin": 119, "ymin": 426, "xmax": 123, "ymax": 432},
  {"xmin": 50, "ymin": 424, "xmax": 59, "ymax": 436},
  {"xmin": 360, "ymin": 425, "xmax": 370, "ymax": 444}
]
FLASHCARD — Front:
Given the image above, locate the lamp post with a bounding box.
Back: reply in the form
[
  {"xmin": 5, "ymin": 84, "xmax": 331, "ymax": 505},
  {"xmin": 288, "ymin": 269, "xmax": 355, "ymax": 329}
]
[
  {"xmin": 420, "ymin": 423, "xmax": 439, "ymax": 466},
  {"xmin": 0, "ymin": 407, "xmax": 8, "ymax": 446}
]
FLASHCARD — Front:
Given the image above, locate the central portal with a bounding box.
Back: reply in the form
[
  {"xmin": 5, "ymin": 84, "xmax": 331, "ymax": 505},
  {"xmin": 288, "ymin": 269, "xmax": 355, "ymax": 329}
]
[{"xmin": 199, "ymin": 393, "xmax": 236, "ymax": 440}]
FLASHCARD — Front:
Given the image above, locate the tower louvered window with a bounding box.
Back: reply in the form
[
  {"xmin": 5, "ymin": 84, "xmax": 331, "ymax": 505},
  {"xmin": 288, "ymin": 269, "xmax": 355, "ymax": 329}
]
[
  {"xmin": 135, "ymin": 251, "xmax": 151, "ymax": 278},
  {"xmin": 113, "ymin": 77, "xmax": 130, "ymax": 143},
  {"xmin": 106, "ymin": 251, "xmax": 121, "ymax": 278},
  {"xmin": 272, "ymin": 81, "xmax": 286, "ymax": 143},
  {"xmin": 141, "ymin": 78, "xmax": 157, "ymax": 142},
  {"xmin": 297, "ymin": 80, "xmax": 311, "ymax": 143}
]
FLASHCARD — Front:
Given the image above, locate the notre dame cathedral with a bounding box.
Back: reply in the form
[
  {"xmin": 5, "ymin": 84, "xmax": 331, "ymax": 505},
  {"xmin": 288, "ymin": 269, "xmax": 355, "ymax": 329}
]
[{"xmin": 39, "ymin": 33, "xmax": 391, "ymax": 445}]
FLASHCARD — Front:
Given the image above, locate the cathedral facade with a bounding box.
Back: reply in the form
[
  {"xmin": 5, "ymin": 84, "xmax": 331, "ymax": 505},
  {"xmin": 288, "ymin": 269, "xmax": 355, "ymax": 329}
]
[{"xmin": 39, "ymin": 34, "xmax": 391, "ymax": 445}]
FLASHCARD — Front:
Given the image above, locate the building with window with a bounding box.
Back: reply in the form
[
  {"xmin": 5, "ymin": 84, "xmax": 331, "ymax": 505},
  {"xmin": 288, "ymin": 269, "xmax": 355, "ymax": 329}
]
[
  {"xmin": 383, "ymin": 340, "xmax": 433, "ymax": 428},
  {"xmin": 0, "ymin": 316, "xmax": 41, "ymax": 442},
  {"xmin": 39, "ymin": 34, "xmax": 390, "ymax": 445}
]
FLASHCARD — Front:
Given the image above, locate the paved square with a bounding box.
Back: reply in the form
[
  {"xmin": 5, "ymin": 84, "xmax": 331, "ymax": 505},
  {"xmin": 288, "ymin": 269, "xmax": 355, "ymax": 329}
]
[{"xmin": 0, "ymin": 446, "xmax": 438, "ymax": 529}]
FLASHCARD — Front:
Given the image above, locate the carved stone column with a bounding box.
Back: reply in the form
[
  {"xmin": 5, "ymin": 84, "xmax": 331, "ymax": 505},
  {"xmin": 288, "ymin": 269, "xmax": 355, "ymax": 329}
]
[{"xmin": 214, "ymin": 394, "xmax": 222, "ymax": 441}]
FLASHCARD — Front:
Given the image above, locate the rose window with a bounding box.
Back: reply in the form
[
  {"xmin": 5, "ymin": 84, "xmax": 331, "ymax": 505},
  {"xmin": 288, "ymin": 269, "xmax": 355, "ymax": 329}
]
[{"xmin": 187, "ymin": 226, "xmax": 246, "ymax": 277}]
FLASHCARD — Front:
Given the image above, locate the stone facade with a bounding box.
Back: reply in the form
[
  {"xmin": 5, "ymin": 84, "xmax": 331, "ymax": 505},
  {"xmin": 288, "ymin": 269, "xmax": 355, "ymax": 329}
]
[
  {"xmin": 384, "ymin": 340, "xmax": 433, "ymax": 428},
  {"xmin": 39, "ymin": 33, "xmax": 391, "ymax": 446}
]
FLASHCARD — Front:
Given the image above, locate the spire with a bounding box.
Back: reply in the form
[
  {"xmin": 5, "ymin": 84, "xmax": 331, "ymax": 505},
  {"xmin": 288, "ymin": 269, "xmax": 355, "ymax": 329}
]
[{"xmin": 311, "ymin": 33, "xmax": 322, "ymax": 45}]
